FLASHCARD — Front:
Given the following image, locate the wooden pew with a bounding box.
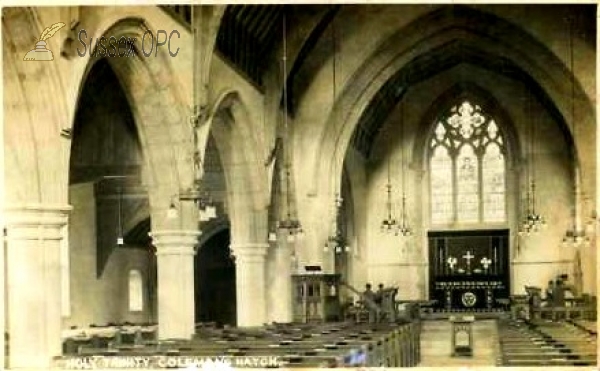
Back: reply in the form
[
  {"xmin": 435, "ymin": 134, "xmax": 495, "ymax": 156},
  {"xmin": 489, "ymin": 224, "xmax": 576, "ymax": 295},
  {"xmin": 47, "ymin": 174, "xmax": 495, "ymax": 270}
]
[
  {"xmin": 61, "ymin": 320, "xmax": 420, "ymax": 368},
  {"xmin": 497, "ymin": 318, "xmax": 597, "ymax": 366}
]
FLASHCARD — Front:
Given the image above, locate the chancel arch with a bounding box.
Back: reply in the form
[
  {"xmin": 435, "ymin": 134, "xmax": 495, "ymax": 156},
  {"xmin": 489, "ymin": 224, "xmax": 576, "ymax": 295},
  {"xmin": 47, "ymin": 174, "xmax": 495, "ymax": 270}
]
[
  {"xmin": 304, "ymin": 6, "xmax": 594, "ymax": 227},
  {"xmin": 2, "ymin": 5, "xmax": 597, "ymax": 370}
]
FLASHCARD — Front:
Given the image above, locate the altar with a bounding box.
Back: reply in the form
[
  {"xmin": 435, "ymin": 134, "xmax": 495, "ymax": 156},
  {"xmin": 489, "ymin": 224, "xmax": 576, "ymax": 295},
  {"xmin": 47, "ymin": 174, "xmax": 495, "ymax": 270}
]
[{"xmin": 428, "ymin": 230, "xmax": 509, "ymax": 310}]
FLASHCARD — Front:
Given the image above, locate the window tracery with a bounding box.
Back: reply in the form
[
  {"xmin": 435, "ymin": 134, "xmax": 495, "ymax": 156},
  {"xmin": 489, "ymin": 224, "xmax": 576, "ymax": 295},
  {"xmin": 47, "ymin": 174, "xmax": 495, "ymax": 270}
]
[{"xmin": 429, "ymin": 101, "xmax": 506, "ymax": 224}]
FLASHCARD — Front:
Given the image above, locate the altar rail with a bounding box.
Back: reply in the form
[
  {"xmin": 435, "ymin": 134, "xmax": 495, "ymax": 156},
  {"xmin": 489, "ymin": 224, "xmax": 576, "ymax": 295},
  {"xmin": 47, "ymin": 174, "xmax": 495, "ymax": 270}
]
[{"xmin": 533, "ymin": 306, "xmax": 596, "ymax": 321}]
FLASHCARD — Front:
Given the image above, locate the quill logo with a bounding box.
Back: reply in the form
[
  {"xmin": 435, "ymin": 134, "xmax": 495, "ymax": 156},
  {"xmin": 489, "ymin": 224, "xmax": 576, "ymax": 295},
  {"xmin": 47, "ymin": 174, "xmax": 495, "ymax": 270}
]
[{"xmin": 23, "ymin": 22, "xmax": 65, "ymax": 61}]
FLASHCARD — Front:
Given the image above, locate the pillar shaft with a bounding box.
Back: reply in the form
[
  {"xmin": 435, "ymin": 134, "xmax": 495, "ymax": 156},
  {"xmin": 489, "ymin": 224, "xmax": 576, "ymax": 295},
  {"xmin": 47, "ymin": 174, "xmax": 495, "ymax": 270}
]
[
  {"xmin": 150, "ymin": 230, "xmax": 200, "ymax": 340},
  {"xmin": 267, "ymin": 237, "xmax": 293, "ymax": 323},
  {"xmin": 4, "ymin": 204, "xmax": 70, "ymax": 369},
  {"xmin": 232, "ymin": 243, "xmax": 268, "ymax": 327}
]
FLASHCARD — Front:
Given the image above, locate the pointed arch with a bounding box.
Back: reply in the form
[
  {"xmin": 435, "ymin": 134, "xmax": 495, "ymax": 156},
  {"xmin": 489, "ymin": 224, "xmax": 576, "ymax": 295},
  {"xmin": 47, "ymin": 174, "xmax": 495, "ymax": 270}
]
[
  {"xmin": 308, "ymin": 5, "xmax": 591, "ymax": 210},
  {"xmin": 209, "ymin": 90, "xmax": 269, "ymax": 244}
]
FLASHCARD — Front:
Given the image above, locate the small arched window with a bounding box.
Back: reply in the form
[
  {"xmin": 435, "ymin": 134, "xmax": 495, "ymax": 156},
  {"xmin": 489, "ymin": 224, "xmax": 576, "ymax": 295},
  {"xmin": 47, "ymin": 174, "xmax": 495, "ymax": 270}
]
[
  {"xmin": 429, "ymin": 101, "xmax": 506, "ymax": 225},
  {"xmin": 128, "ymin": 269, "xmax": 143, "ymax": 312}
]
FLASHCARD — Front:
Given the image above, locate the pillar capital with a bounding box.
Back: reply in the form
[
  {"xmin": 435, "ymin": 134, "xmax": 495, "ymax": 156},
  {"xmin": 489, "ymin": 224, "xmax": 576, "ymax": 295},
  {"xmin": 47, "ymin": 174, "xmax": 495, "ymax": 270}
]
[
  {"xmin": 3, "ymin": 203, "xmax": 71, "ymax": 369},
  {"xmin": 149, "ymin": 229, "xmax": 201, "ymax": 255},
  {"xmin": 4, "ymin": 203, "xmax": 72, "ymax": 240},
  {"xmin": 230, "ymin": 242, "xmax": 268, "ymax": 262}
]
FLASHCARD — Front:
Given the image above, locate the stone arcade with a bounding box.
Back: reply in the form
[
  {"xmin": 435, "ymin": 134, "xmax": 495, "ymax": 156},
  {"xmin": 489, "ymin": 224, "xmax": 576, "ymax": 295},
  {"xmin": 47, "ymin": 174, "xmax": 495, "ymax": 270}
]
[{"xmin": 1, "ymin": 4, "xmax": 597, "ymax": 369}]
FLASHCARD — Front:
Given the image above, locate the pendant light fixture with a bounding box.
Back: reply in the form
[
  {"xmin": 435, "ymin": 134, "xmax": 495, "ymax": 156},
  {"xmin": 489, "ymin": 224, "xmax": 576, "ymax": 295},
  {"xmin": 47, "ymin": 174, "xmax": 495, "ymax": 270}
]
[
  {"xmin": 116, "ymin": 186, "xmax": 124, "ymax": 246},
  {"xmin": 276, "ymin": 7, "xmax": 304, "ymax": 242},
  {"xmin": 381, "ymin": 156, "xmax": 398, "ymax": 233},
  {"xmin": 398, "ymin": 95, "xmax": 413, "ymax": 237},
  {"xmin": 562, "ymin": 15, "xmax": 589, "ymax": 248},
  {"xmin": 324, "ymin": 193, "xmax": 349, "ymax": 254},
  {"xmin": 518, "ymin": 85, "xmax": 546, "ymax": 236},
  {"xmin": 169, "ymin": 5, "xmax": 217, "ymax": 222},
  {"xmin": 323, "ymin": 14, "xmax": 349, "ymax": 254}
]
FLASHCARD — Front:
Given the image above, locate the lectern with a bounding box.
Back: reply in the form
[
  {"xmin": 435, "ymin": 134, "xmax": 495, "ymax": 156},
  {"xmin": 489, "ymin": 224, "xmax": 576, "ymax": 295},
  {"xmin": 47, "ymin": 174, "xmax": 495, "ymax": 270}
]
[
  {"xmin": 450, "ymin": 315, "xmax": 474, "ymax": 357},
  {"xmin": 292, "ymin": 273, "xmax": 341, "ymax": 323}
]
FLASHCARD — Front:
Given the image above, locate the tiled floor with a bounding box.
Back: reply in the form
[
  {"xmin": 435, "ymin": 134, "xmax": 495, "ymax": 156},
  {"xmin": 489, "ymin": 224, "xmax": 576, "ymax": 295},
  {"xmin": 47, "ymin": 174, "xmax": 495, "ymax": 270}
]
[{"xmin": 419, "ymin": 319, "xmax": 500, "ymax": 367}]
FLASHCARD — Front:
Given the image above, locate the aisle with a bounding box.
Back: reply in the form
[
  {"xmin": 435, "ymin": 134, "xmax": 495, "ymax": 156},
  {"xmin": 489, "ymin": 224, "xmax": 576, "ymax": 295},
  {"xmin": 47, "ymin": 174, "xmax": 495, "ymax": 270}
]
[{"xmin": 418, "ymin": 319, "xmax": 500, "ymax": 366}]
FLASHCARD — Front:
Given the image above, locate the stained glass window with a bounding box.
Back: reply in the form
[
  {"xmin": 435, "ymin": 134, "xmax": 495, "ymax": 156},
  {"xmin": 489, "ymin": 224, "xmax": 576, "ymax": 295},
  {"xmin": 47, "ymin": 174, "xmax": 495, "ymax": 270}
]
[
  {"xmin": 456, "ymin": 145, "xmax": 479, "ymax": 222},
  {"xmin": 483, "ymin": 143, "xmax": 505, "ymax": 222},
  {"xmin": 429, "ymin": 101, "xmax": 506, "ymax": 224},
  {"xmin": 431, "ymin": 146, "xmax": 453, "ymax": 223}
]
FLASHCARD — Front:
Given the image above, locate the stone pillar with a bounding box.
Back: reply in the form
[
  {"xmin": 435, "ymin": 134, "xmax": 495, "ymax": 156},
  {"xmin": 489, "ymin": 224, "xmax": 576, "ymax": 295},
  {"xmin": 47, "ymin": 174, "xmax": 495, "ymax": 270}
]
[
  {"xmin": 150, "ymin": 230, "xmax": 200, "ymax": 340},
  {"xmin": 4, "ymin": 204, "xmax": 71, "ymax": 369},
  {"xmin": 267, "ymin": 237, "xmax": 293, "ymax": 323},
  {"xmin": 231, "ymin": 243, "xmax": 268, "ymax": 327}
]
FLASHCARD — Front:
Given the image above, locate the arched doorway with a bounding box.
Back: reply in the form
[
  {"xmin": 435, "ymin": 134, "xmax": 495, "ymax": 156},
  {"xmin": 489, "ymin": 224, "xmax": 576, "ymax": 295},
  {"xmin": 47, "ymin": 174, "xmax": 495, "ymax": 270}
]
[{"xmin": 195, "ymin": 229, "xmax": 237, "ymax": 327}]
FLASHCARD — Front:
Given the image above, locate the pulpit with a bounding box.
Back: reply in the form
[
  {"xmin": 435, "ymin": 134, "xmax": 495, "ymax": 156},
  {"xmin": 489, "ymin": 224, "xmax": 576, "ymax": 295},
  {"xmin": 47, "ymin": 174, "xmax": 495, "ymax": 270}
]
[
  {"xmin": 429, "ymin": 230, "xmax": 509, "ymax": 311},
  {"xmin": 292, "ymin": 273, "xmax": 341, "ymax": 323}
]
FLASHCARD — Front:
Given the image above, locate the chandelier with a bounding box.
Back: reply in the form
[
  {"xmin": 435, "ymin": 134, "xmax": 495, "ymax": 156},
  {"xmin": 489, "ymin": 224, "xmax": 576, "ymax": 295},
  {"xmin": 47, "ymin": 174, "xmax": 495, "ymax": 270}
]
[
  {"xmin": 519, "ymin": 180, "xmax": 545, "ymax": 235},
  {"xmin": 325, "ymin": 193, "xmax": 349, "ymax": 254},
  {"xmin": 277, "ymin": 167, "xmax": 304, "ymax": 243},
  {"xmin": 398, "ymin": 194, "xmax": 412, "ymax": 237},
  {"xmin": 398, "ymin": 99, "xmax": 412, "ymax": 237},
  {"xmin": 562, "ymin": 16, "xmax": 589, "ymax": 248},
  {"xmin": 562, "ymin": 229, "xmax": 589, "ymax": 248},
  {"xmin": 275, "ymin": 8, "xmax": 303, "ymax": 243},
  {"xmin": 380, "ymin": 96, "xmax": 413, "ymax": 237},
  {"xmin": 518, "ymin": 90, "xmax": 545, "ymax": 236},
  {"xmin": 380, "ymin": 160, "xmax": 398, "ymax": 233},
  {"xmin": 324, "ymin": 12, "xmax": 345, "ymax": 250},
  {"xmin": 168, "ymin": 6, "xmax": 216, "ymax": 222}
]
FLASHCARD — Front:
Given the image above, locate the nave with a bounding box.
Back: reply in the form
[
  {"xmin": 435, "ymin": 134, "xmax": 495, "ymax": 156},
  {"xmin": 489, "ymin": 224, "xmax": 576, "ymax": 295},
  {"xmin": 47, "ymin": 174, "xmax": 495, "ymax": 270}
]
[
  {"xmin": 57, "ymin": 312, "xmax": 597, "ymax": 368},
  {"xmin": 2, "ymin": 4, "xmax": 597, "ymax": 369},
  {"xmin": 56, "ymin": 276, "xmax": 597, "ymax": 368}
]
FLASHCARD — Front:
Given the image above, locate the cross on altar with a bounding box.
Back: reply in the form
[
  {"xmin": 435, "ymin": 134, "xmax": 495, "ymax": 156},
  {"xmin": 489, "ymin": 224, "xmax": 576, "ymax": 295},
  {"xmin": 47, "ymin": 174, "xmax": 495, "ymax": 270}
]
[{"xmin": 463, "ymin": 251, "xmax": 475, "ymax": 268}]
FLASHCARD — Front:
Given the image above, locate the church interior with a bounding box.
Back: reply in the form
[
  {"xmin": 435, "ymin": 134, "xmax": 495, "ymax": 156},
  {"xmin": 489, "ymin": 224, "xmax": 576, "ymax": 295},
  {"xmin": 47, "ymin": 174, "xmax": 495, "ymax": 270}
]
[{"xmin": 1, "ymin": 4, "xmax": 598, "ymax": 369}]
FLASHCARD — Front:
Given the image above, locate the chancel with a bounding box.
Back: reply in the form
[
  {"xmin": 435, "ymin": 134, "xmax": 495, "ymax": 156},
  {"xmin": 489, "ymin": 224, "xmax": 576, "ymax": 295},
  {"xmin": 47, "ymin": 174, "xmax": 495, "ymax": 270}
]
[{"xmin": 1, "ymin": 3, "xmax": 597, "ymax": 370}]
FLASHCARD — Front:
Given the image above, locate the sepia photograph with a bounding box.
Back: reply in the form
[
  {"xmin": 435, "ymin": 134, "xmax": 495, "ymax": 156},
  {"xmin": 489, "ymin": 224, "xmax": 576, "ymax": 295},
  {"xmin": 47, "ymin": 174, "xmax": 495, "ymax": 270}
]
[{"xmin": 1, "ymin": 2, "xmax": 597, "ymax": 370}]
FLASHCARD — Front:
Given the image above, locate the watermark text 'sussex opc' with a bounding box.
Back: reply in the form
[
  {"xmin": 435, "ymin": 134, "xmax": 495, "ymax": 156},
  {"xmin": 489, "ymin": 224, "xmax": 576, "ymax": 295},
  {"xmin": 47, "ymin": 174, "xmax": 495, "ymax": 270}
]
[{"xmin": 77, "ymin": 29, "xmax": 180, "ymax": 58}]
